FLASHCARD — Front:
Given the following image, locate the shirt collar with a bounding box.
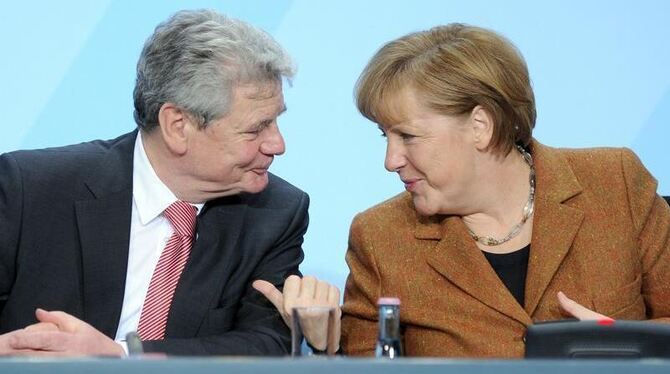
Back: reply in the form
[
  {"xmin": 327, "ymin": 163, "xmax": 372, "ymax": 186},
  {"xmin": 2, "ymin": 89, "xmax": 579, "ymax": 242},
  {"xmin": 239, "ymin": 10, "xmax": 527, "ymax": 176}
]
[{"xmin": 132, "ymin": 132, "xmax": 204, "ymax": 226}]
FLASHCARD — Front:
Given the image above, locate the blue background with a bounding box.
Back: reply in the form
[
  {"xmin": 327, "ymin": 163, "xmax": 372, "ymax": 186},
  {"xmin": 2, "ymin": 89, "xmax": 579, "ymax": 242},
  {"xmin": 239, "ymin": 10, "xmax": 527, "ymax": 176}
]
[{"xmin": 2, "ymin": 0, "xmax": 668, "ymax": 292}]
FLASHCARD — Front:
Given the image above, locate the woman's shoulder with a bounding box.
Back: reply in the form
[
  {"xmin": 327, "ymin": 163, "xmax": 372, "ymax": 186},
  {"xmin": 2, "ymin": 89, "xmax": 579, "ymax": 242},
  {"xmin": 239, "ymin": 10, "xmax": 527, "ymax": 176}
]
[
  {"xmin": 351, "ymin": 192, "xmax": 417, "ymax": 230},
  {"xmin": 535, "ymin": 140, "xmax": 636, "ymax": 165},
  {"xmin": 534, "ymin": 141, "xmax": 658, "ymax": 229},
  {"xmin": 559, "ymin": 145, "xmax": 640, "ymax": 166},
  {"xmin": 534, "ymin": 141, "xmax": 650, "ymax": 183}
]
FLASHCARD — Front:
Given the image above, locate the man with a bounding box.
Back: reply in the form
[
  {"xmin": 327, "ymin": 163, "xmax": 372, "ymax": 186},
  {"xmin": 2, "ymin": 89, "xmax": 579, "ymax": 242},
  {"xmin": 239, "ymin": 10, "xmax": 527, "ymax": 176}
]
[{"xmin": 0, "ymin": 9, "xmax": 337, "ymax": 356}]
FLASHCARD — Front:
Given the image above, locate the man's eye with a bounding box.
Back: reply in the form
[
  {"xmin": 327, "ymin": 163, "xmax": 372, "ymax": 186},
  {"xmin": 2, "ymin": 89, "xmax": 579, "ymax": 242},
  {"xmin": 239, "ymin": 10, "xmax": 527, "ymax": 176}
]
[
  {"xmin": 400, "ymin": 133, "xmax": 415, "ymax": 140},
  {"xmin": 247, "ymin": 121, "xmax": 272, "ymax": 135}
]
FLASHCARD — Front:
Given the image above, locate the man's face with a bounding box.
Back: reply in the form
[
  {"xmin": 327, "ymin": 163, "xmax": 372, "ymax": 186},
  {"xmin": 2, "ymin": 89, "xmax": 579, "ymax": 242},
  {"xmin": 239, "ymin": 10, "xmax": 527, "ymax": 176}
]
[{"xmin": 184, "ymin": 80, "xmax": 286, "ymax": 200}]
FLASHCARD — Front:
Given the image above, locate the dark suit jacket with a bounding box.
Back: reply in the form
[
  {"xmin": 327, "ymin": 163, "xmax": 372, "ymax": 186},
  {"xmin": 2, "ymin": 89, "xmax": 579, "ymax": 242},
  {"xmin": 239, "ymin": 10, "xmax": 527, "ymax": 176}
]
[
  {"xmin": 341, "ymin": 140, "xmax": 670, "ymax": 357},
  {"xmin": 0, "ymin": 131, "xmax": 308, "ymax": 355}
]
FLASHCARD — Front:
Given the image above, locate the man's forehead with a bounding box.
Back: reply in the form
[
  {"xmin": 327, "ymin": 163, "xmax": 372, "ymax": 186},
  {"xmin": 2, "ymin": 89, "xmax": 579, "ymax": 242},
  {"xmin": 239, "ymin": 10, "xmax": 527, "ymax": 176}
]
[
  {"xmin": 230, "ymin": 81, "xmax": 286, "ymax": 117},
  {"xmin": 236, "ymin": 80, "xmax": 283, "ymax": 100}
]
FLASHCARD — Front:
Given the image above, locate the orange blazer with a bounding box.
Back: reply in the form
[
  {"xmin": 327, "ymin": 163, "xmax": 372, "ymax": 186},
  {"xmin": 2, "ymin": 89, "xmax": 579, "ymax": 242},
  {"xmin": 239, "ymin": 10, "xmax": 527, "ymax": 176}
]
[{"xmin": 341, "ymin": 140, "xmax": 670, "ymax": 358}]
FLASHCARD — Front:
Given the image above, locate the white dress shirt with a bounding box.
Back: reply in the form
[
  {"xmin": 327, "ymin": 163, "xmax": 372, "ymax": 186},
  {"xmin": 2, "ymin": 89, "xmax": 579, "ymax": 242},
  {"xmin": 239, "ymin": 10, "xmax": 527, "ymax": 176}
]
[{"xmin": 114, "ymin": 132, "xmax": 203, "ymax": 344}]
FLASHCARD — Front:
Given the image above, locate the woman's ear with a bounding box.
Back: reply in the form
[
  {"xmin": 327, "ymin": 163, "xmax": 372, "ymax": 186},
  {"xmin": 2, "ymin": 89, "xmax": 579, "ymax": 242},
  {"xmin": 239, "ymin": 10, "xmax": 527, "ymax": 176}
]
[
  {"xmin": 470, "ymin": 105, "xmax": 494, "ymax": 151},
  {"xmin": 156, "ymin": 103, "xmax": 190, "ymax": 155}
]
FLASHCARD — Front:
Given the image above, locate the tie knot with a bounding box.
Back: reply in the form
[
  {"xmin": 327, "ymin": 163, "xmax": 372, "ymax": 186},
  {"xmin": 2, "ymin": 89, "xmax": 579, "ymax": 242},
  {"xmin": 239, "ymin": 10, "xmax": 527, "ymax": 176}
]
[{"xmin": 163, "ymin": 201, "xmax": 197, "ymax": 237}]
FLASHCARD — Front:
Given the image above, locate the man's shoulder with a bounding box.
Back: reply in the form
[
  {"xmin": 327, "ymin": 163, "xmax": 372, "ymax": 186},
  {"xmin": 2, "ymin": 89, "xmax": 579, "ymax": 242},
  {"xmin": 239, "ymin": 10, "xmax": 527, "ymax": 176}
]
[
  {"xmin": 266, "ymin": 173, "xmax": 305, "ymax": 195},
  {"xmin": 243, "ymin": 173, "xmax": 308, "ymax": 209},
  {"xmin": 3, "ymin": 131, "xmax": 136, "ymax": 170},
  {"xmin": 1, "ymin": 131, "xmax": 137, "ymax": 192}
]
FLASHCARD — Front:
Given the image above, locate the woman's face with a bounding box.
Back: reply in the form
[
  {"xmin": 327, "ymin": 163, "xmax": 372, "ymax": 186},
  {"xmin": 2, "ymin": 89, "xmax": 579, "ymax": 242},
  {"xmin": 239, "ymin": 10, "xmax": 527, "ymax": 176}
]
[{"xmin": 380, "ymin": 89, "xmax": 478, "ymax": 216}]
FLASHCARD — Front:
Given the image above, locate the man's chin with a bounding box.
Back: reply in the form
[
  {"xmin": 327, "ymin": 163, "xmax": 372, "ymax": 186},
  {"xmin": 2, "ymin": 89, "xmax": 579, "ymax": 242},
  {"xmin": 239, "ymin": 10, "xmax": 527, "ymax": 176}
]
[{"xmin": 242, "ymin": 174, "xmax": 270, "ymax": 194}]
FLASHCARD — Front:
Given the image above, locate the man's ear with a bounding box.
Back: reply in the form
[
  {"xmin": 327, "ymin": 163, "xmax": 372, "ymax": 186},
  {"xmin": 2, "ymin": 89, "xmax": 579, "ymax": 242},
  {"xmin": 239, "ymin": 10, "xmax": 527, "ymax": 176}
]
[
  {"xmin": 470, "ymin": 105, "xmax": 494, "ymax": 151},
  {"xmin": 157, "ymin": 103, "xmax": 190, "ymax": 155}
]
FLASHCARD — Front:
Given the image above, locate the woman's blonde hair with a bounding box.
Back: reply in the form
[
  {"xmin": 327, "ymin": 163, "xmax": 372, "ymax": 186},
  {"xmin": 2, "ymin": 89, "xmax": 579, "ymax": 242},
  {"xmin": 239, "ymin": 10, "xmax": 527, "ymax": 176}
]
[{"xmin": 356, "ymin": 23, "xmax": 535, "ymax": 156}]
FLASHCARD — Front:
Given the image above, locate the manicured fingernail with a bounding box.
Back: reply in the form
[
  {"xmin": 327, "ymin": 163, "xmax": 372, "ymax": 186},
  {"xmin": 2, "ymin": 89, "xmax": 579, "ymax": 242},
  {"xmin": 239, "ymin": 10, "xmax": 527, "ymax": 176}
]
[{"xmin": 597, "ymin": 318, "xmax": 615, "ymax": 326}]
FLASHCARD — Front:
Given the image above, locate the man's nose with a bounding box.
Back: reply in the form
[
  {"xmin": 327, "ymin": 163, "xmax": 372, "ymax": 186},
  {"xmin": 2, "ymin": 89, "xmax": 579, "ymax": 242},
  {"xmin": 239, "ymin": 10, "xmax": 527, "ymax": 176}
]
[{"xmin": 261, "ymin": 123, "xmax": 285, "ymax": 156}]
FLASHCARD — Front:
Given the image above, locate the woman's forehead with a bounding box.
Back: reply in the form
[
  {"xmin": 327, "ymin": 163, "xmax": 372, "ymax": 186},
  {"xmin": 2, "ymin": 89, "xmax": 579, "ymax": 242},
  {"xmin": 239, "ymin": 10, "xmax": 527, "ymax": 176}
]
[{"xmin": 374, "ymin": 87, "xmax": 426, "ymax": 128}]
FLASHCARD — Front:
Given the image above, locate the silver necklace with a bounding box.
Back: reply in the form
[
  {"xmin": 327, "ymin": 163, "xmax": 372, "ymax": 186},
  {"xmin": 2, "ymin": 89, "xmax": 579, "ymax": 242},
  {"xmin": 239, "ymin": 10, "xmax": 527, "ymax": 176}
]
[{"xmin": 467, "ymin": 145, "xmax": 535, "ymax": 246}]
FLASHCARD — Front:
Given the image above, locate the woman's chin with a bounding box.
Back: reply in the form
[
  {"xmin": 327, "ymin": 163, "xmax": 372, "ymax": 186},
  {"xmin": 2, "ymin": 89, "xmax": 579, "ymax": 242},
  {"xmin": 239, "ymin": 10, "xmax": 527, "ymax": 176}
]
[{"xmin": 411, "ymin": 197, "xmax": 438, "ymax": 217}]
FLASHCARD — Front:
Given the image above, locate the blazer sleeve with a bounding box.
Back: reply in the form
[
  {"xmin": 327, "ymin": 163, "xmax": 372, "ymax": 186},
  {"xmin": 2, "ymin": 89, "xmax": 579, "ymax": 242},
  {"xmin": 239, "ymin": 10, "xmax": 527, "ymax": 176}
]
[
  {"xmin": 142, "ymin": 192, "xmax": 309, "ymax": 355},
  {"xmin": 341, "ymin": 213, "xmax": 382, "ymax": 356},
  {"xmin": 0, "ymin": 153, "xmax": 22, "ymax": 311},
  {"xmin": 621, "ymin": 149, "xmax": 670, "ymax": 322}
]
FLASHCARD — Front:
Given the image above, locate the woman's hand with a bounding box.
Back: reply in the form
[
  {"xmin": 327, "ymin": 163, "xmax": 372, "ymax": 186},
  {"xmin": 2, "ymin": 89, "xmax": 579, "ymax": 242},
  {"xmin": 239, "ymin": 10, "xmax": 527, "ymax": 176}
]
[{"xmin": 557, "ymin": 291, "xmax": 613, "ymax": 321}]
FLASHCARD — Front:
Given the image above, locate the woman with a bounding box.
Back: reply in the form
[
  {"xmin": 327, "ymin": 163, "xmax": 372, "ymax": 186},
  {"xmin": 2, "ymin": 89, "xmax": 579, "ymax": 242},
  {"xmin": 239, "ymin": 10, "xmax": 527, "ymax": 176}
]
[{"xmin": 340, "ymin": 23, "xmax": 670, "ymax": 357}]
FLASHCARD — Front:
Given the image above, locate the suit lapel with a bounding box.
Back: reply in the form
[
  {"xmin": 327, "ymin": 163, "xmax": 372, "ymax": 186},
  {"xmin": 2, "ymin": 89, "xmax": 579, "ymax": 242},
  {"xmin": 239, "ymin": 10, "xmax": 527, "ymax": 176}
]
[
  {"xmin": 524, "ymin": 141, "xmax": 584, "ymax": 317},
  {"xmin": 166, "ymin": 196, "xmax": 248, "ymax": 337},
  {"xmin": 75, "ymin": 131, "xmax": 136, "ymax": 338},
  {"xmin": 423, "ymin": 140, "xmax": 586, "ymax": 325},
  {"xmin": 425, "ymin": 216, "xmax": 532, "ymax": 326}
]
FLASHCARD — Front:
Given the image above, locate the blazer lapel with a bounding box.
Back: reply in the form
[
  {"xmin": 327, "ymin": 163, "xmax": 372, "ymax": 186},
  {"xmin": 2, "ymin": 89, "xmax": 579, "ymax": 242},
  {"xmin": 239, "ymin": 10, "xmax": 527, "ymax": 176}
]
[
  {"xmin": 524, "ymin": 141, "xmax": 584, "ymax": 317},
  {"xmin": 75, "ymin": 131, "xmax": 136, "ymax": 338},
  {"xmin": 424, "ymin": 215, "xmax": 532, "ymax": 326},
  {"xmin": 166, "ymin": 196, "xmax": 247, "ymax": 337}
]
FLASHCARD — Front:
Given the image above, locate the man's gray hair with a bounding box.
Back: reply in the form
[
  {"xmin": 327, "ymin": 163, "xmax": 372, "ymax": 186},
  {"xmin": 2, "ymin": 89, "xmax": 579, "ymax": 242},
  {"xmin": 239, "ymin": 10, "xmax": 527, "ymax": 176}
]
[{"xmin": 133, "ymin": 9, "xmax": 295, "ymax": 130}]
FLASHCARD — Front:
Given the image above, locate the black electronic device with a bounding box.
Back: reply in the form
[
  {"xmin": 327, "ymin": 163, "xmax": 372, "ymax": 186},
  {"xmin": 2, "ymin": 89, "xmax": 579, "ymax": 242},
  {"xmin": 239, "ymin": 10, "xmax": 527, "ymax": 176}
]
[{"xmin": 525, "ymin": 320, "xmax": 670, "ymax": 359}]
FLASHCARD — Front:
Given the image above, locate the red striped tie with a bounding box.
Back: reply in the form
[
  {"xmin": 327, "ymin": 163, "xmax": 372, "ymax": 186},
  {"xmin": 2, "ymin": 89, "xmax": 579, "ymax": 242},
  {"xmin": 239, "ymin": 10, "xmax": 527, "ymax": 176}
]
[{"xmin": 137, "ymin": 201, "xmax": 197, "ymax": 341}]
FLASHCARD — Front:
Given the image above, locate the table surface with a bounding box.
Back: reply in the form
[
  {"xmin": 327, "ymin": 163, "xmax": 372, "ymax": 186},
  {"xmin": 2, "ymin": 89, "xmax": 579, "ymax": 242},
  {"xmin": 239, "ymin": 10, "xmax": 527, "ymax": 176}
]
[{"xmin": 1, "ymin": 357, "xmax": 670, "ymax": 374}]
